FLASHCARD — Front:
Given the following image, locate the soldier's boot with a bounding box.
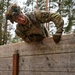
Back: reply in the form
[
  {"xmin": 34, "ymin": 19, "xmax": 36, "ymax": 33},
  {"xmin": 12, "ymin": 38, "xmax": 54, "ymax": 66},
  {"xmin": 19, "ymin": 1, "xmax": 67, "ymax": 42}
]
[
  {"xmin": 53, "ymin": 21, "xmax": 64, "ymax": 43},
  {"xmin": 53, "ymin": 32, "xmax": 62, "ymax": 43}
]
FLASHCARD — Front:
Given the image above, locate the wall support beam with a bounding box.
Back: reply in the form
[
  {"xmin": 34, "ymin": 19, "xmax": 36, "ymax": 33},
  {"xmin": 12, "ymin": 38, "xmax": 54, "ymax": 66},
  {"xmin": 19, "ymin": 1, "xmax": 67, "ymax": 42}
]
[{"xmin": 12, "ymin": 50, "xmax": 19, "ymax": 75}]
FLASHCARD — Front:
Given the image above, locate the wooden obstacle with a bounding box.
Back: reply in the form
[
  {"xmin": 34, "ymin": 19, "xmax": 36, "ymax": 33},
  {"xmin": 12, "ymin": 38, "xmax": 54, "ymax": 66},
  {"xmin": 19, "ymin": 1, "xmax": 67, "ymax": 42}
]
[{"xmin": 0, "ymin": 34, "xmax": 75, "ymax": 75}]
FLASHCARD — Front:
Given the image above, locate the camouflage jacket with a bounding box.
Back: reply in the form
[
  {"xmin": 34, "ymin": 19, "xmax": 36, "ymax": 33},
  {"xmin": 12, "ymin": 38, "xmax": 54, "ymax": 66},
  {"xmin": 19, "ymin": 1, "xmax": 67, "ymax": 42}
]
[{"xmin": 15, "ymin": 10, "xmax": 64, "ymax": 42}]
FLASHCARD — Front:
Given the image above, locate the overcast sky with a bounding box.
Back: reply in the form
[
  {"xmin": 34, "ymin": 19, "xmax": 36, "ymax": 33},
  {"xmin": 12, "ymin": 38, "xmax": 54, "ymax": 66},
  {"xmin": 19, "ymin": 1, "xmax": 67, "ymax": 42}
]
[
  {"xmin": 9, "ymin": 0, "xmax": 27, "ymax": 8},
  {"xmin": 12, "ymin": 0, "xmax": 27, "ymax": 5}
]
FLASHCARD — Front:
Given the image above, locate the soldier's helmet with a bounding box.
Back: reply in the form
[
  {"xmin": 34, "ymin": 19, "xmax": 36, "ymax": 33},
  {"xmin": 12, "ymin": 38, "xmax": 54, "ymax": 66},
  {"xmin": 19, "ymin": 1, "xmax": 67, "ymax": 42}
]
[{"xmin": 5, "ymin": 4, "xmax": 21, "ymax": 23}]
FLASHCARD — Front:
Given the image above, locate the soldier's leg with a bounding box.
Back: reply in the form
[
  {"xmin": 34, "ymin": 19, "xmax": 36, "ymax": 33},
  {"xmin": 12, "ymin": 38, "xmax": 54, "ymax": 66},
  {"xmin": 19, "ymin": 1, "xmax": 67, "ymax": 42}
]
[
  {"xmin": 28, "ymin": 34, "xmax": 44, "ymax": 42},
  {"xmin": 53, "ymin": 20, "xmax": 64, "ymax": 43},
  {"xmin": 44, "ymin": 27, "xmax": 49, "ymax": 37}
]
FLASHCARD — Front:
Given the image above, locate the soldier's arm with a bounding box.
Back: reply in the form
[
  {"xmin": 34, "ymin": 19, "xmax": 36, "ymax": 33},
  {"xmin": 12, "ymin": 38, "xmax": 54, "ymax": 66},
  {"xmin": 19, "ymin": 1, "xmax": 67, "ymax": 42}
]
[
  {"xmin": 34, "ymin": 10, "xmax": 51, "ymax": 23},
  {"xmin": 35, "ymin": 10, "xmax": 64, "ymax": 33},
  {"xmin": 50, "ymin": 13, "xmax": 64, "ymax": 33},
  {"xmin": 35, "ymin": 10, "xmax": 64, "ymax": 43}
]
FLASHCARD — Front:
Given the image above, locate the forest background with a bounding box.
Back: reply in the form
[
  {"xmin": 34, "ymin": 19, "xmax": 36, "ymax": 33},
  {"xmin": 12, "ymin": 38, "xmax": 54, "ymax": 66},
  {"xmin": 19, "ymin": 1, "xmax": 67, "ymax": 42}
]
[{"xmin": 0, "ymin": 0, "xmax": 75, "ymax": 45}]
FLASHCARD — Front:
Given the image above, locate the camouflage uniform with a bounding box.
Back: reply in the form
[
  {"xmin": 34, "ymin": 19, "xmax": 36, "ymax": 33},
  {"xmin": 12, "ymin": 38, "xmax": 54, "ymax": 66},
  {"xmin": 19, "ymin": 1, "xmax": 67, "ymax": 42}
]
[
  {"xmin": 6, "ymin": 4, "xmax": 64, "ymax": 43},
  {"xmin": 15, "ymin": 10, "xmax": 64, "ymax": 43}
]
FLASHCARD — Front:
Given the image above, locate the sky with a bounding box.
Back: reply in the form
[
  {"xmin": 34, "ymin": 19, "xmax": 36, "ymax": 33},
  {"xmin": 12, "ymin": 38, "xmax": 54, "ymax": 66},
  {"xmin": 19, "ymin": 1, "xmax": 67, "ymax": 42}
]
[{"xmin": 11, "ymin": 0, "xmax": 27, "ymax": 7}]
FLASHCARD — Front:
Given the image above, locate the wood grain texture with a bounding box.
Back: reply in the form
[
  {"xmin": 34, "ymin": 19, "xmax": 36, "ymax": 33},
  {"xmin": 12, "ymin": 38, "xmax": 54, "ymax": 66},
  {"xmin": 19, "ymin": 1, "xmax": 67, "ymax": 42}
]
[
  {"xmin": 0, "ymin": 53, "xmax": 75, "ymax": 72},
  {"xmin": 0, "ymin": 71, "xmax": 75, "ymax": 75},
  {"xmin": 19, "ymin": 53, "xmax": 75, "ymax": 72},
  {"xmin": 0, "ymin": 58, "xmax": 12, "ymax": 70},
  {"xmin": 19, "ymin": 71, "xmax": 75, "ymax": 75},
  {"xmin": 0, "ymin": 71, "xmax": 12, "ymax": 75},
  {"xmin": 0, "ymin": 34, "xmax": 75, "ymax": 57},
  {"xmin": 0, "ymin": 34, "xmax": 75, "ymax": 75}
]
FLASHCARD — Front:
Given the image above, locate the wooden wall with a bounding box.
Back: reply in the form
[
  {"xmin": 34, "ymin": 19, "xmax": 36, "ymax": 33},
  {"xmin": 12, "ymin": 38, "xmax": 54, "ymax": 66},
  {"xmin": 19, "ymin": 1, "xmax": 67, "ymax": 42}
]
[{"xmin": 0, "ymin": 34, "xmax": 75, "ymax": 75}]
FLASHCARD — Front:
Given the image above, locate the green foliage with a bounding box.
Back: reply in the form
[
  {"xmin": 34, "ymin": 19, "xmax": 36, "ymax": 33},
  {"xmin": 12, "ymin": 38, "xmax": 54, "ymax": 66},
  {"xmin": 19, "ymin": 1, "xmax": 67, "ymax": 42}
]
[
  {"xmin": 26, "ymin": 0, "xmax": 32, "ymax": 6},
  {"xmin": 0, "ymin": 1, "xmax": 4, "ymax": 45},
  {"xmin": 65, "ymin": 18, "xmax": 72, "ymax": 32}
]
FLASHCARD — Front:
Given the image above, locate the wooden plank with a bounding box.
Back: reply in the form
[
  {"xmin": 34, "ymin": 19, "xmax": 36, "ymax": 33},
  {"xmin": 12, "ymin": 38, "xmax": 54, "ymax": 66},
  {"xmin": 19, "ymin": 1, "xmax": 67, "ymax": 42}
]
[
  {"xmin": 0, "ymin": 34, "xmax": 75, "ymax": 57},
  {"xmin": 0, "ymin": 71, "xmax": 12, "ymax": 75},
  {"xmin": 0, "ymin": 58, "xmax": 12, "ymax": 70},
  {"xmin": 19, "ymin": 71, "xmax": 75, "ymax": 75},
  {"xmin": 0, "ymin": 53, "xmax": 75, "ymax": 72},
  {"xmin": 0, "ymin": 71, "xmax": 75, "ymax": 75},
  {"xmin": 19, "ymin": 53, "xmax": 75, "ymax": 72}
]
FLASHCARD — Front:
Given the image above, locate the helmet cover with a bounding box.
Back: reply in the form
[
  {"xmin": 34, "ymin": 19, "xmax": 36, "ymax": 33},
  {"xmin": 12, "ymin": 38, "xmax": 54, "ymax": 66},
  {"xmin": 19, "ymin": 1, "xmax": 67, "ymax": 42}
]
[{"xmin": 6, "ymin": 4, "xmax": 21, "ymax": 23}]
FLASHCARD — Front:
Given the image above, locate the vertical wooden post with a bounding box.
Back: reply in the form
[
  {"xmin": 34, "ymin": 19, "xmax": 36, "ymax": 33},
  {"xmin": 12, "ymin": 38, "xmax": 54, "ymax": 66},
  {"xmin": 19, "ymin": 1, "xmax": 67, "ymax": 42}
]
[
  {"xmin": 46, "ymin": 0, "xmax": 49, "ymax": 30},
  {"xmin": 46, "ymin": 0, "xmax": 48, "ymax": 11},
  {"xmin": 12, "ymin": 50, "xmax": 19, "ymax": 75},
  {"xmin": 36, "ymin": 0, "xmax": 38, "ymax": 9}
]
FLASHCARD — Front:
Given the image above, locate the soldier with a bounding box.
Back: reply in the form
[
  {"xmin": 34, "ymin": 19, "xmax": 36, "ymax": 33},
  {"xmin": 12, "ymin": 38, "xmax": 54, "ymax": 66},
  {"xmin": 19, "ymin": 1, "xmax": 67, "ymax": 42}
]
[{"xmin": 5, "ymin": 4, "xmax": 64, "ymax": 43}]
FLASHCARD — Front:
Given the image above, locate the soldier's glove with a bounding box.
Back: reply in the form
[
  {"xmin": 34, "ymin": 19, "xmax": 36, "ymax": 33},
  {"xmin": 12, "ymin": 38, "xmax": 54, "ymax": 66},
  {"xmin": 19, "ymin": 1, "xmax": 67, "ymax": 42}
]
[{"xmin": 53, "ymin": 33, "xmax": 62, "ymax": 43}]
